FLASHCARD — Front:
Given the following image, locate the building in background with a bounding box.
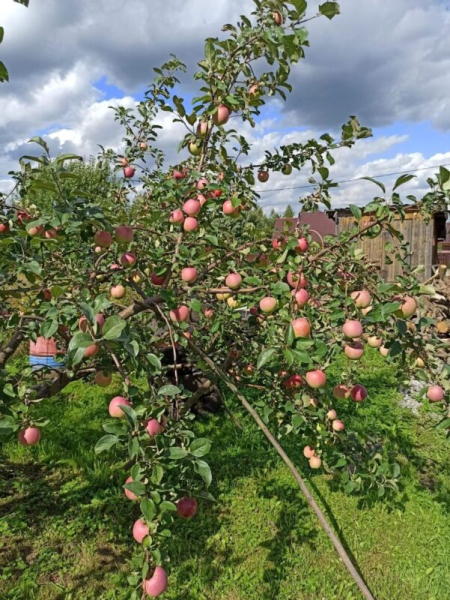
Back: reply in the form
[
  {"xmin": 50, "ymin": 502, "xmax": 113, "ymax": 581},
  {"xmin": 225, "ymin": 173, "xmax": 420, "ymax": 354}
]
[
  {"xmin": 273, "ymin": 209, "xmax": 448, "ymax": 281},
  {"xmin": 273, "ymin": 213, "xmax": 336, "ymax": 245}
]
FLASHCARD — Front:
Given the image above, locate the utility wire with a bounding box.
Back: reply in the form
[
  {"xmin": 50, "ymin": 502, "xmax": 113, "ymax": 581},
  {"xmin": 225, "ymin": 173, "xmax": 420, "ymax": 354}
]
[
  {"xmin": 127, "ymin": 162, "xmax": 449, "ymax": 192},
  {"xmin": 254, "ymin": 162, "xmax": 450, "ymax": 194}
]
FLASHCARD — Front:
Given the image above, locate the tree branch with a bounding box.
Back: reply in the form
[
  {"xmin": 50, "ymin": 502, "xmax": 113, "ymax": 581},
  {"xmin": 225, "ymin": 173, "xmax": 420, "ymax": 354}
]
[
  {"xmin": 0, "ymin": 327, "xmax": 26, "ymax": 369},
  {"xmin": 186, "ymin": 338, "xmax": 376, "ymax": 600}
]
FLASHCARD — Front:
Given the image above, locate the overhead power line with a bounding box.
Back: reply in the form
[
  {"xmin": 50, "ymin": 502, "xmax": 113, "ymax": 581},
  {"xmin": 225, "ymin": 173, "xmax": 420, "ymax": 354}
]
[{"xmin": 254, "ymin": 162, "xmax": 450, "ymax": 194}]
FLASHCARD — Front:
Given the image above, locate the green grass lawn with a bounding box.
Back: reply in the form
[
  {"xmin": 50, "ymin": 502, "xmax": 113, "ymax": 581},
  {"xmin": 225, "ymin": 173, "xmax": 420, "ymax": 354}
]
[{"xmin": 1, "ymin": 351, "xmax": 450, "ymax": 600}]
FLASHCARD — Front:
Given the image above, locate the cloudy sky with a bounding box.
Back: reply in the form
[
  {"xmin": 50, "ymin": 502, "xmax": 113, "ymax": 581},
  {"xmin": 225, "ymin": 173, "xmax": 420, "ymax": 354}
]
[{"xmin": 1, "ymin": 0, "xmax": 450, "ymax": 213}]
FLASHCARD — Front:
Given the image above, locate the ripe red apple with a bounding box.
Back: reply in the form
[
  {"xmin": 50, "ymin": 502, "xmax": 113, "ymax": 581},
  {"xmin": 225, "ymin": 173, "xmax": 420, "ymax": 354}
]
[
  {"xmin": 183, "ymin": 217, "xmax": 198, "ymax": 231},
  {"xmin": 342, "ymin": 320, "xmax": 363, "ymax": 339},
  {"xmin": 350, "ymin": 385, "xmax": 367, "ymax": 402},
  {"xmin": 151, "ymin": 272, "xmax": 166, "ymax": 286},
  {"xmin": 197, "ymin": 194, "xmax": 208, "ymax": 207},
  {"xmin": 111, "ymin": 285, "xmax": 126, "ymax": 299},
  {"xmin": 394, "ymin": 295, "xmax": 417, "ymax": 319},
  {"xmin": 18, "ymin": 426, "xmax": 41, "ymax": 446},
  {"xmin": 95, "ymin": 371, "xmax": 112, "ymax": 387},
  {"xmin": 283, "ymin": 374, "xmax": 303, "ymax": 389},
  {"xmin": 124, "ymin": 476, "xmax": 139, "ymax": 501},
  {"xmin": 305, "ymin": 370, "xmax": 327, "ymax": 389},
  {"xmin": 27, "ymin": 225, "xmax": 44, "ymax": 237},
  {"xmin": 287, "ymin": 271, "xmax": 308, "ymax": 289},
  {"xmin": 94, "ymin": 231, "xmax": 112, "ymax": 248},
  {"xmin": 143, "ymin": 566, "xmax": 168, "ymax": 597},
  {"xmin": 213, "ymin": 104, "xmax": 231, "ymax": 126},
  {"xmin": 169, "ymin": 305, "xmax": 190, "ymax": 322},
  {"xmin": 296, "ymin": 238, "xmax": 308, "ymax": 253},
  {"xmin": 169, "ymin": 209, "xmax": 185, "ymax": 225},
  {"xmin": 226, "ymin": 273, "xmax": 242, "ymax": 290},
  {"xmin": 181, "ymin": 267, "xmax": 198, "ymax": 284},
  {"xmin": 351, "ymin": 290, "xmax": 371, "ymax": 309},
  {"xmin": 173, "ymin": 168, "xmax": 187, "ymax": 181},
  {"xmin": 110, "ymin": 263, "xmax": 122, "ymax": 270},
  {"xmin": 146, "ymin": 416, "xmax": 167, "ymax": 436},
  {"xmin": 197, "ymin": 122, "xmax": 208, "ymax": 137},
  {"xmin": 109, "ymin": 396, "xmax": 132, "ymax": 418},
  {"xmin": 177, "ymin": 497, "xmax": 198, "ymax": 518},
  {"xmin": 211, "ymin": 188, "xmax": 222, "ymax": 198},
  {"xmin": 84, "ymin": 344, "xmax": 99, "ymax": 358},
  {"xmin": 79, "ymin": 314, "xmax": 105, "ymax": 332},
  {"xmin": 120, "ymin": 157, "xmax": 128, "ymax": 166},
  {"xmin": 44, "ymin": 228, "xmax": 57, "ymax": 239},
  {"xmin": 115, "ymin": 226, "xmax": 134, "ymax": 243},
  {"xmin": 259, "ymin": 297, "xmax": 277, "ymax": 314},
  {"xmin": 303, "ymin": 445, "xmax": 315, "ymax": 458},
  {"xmin": 327, "ymin": 409, "xmax": 337, "ymax": 420},
  {"xmin": 17, "ymin": 210, "xmax": 31, "ymax": 224},
  {"xmin": 333, "ymin": 384, "xmax": 350, "ymax": 400},
  {"xmin": 345, "ymin": 341, "xmax": 364, "ymax": 360},
  {"xmin": 223, "ymin": 200, "xmax": 238, "ymax": 215},
  {"xmin": 361, "ymin": 306, "xmax": 373, "ymax": 316},
  {"xmin": 332, "ymin": 420, "xmax": 345, "ymax": 432},
  {"xmin": 367, "ymin": 336, "xmax": 382, "ymax": 348},
  {"xmin": 183, "ymin": 199, "xmax": 201, "ymax": 216},
  {"xmin": 204, "ymin": 308, "xmax": 214, "ymax": 319},
  {"xmin": 258, "ymin": 171, "xmax": 269, "ymax": 183},
  {"xmin": 292, "ymin": 289, "xmax": 309, "ymax": 308},
  {"xmin": 132, "ymin": 519, "xmax": 149, "ymax": 543},
  {"xmin": 0, "ymin": 223, "xmax": 10, "ymax": 234},
  {"xmin": 120, "ymin": 252, "xmax": 137, "ymax": 267},
  {"xmin": 309, "ymin": 456, "xmax": 322, "ymax": 469},
  {"xmin": 272, "ymin": 238, "xmax": 284, "ymax": 250},
  {"xmin": 273, "ymin": 10, "xmax": 283, "ymax": 25},
  {"xmin": 123, "ymin": 166, "xmax": 135, "ymax": 178},
  {"xmin": 379, "ymin": 346, "xmax": 389, "ymax": 357},
  {"xmin": 291, "ymin": 317, "xmax": 310, "ymax": 338},
  {"xmin": 427, "ymin": 385, "xmax": 444, "ymax": 402},
  {"xmin": 196, "ymin": 177, "xmax": 208, "ymax": 190}
]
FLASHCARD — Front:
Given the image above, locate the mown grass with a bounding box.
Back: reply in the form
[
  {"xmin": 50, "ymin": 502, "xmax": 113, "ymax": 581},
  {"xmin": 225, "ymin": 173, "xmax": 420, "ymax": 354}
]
[{"xmin": 1, "ymin": 350, "xmax": 450, "ymax": 599}]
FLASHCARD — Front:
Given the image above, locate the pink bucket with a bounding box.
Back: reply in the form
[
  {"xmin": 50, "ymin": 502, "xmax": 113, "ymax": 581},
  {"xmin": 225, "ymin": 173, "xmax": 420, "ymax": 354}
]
[{"xmin": 29, "ymin": 337, "xmax": 58, "ymax": 357}]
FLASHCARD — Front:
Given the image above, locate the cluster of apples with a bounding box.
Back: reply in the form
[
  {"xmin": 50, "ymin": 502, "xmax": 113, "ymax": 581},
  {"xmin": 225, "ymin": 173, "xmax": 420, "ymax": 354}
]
[
  {"xmin": 303, "ymin": 409, "xmax": 345, "ymax": 471},
  {"xmin": 301, "ymin": 384, "xmax": 368, "ymax": 470},
  {"xmin": 188, "ymin": 105, "xmax": 233, "ymax": 157},
  {"xmin": 107, "ymin": 396, "xmax": 197, "ymax": 597},
  {"xmin": 1, "ymin": 209, "xmax": 61, "ymax": 239},
  {"xmin": 93, "ymin": 226, "xmax": 136, "ymax": 300}
]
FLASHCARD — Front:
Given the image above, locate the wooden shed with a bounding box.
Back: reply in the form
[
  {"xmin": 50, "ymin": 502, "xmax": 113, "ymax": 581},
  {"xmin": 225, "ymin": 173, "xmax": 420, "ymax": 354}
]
[{"xmin": 327, "ymin": 206, "xmax": 448, "ymax": 282}]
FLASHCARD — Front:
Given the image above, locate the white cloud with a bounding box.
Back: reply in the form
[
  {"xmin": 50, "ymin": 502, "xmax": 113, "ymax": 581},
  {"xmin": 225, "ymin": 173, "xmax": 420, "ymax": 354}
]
[
  {"xmin": 286, "ymin": 0, "xmax": 450, "ymax": 130},
  {"xmin": 1, "ymin": 0, "xmax": 449, "ymax": 216},
  {"xmin": 251, "ymin": 133, "xmax": 447, "ymax": 213}
]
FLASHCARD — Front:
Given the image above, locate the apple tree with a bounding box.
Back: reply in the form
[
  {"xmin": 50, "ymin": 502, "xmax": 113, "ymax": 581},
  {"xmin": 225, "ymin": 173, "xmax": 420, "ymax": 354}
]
[{"xmin": 0, "ymin": 1, "xmax": 448, "ymax": 598}]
